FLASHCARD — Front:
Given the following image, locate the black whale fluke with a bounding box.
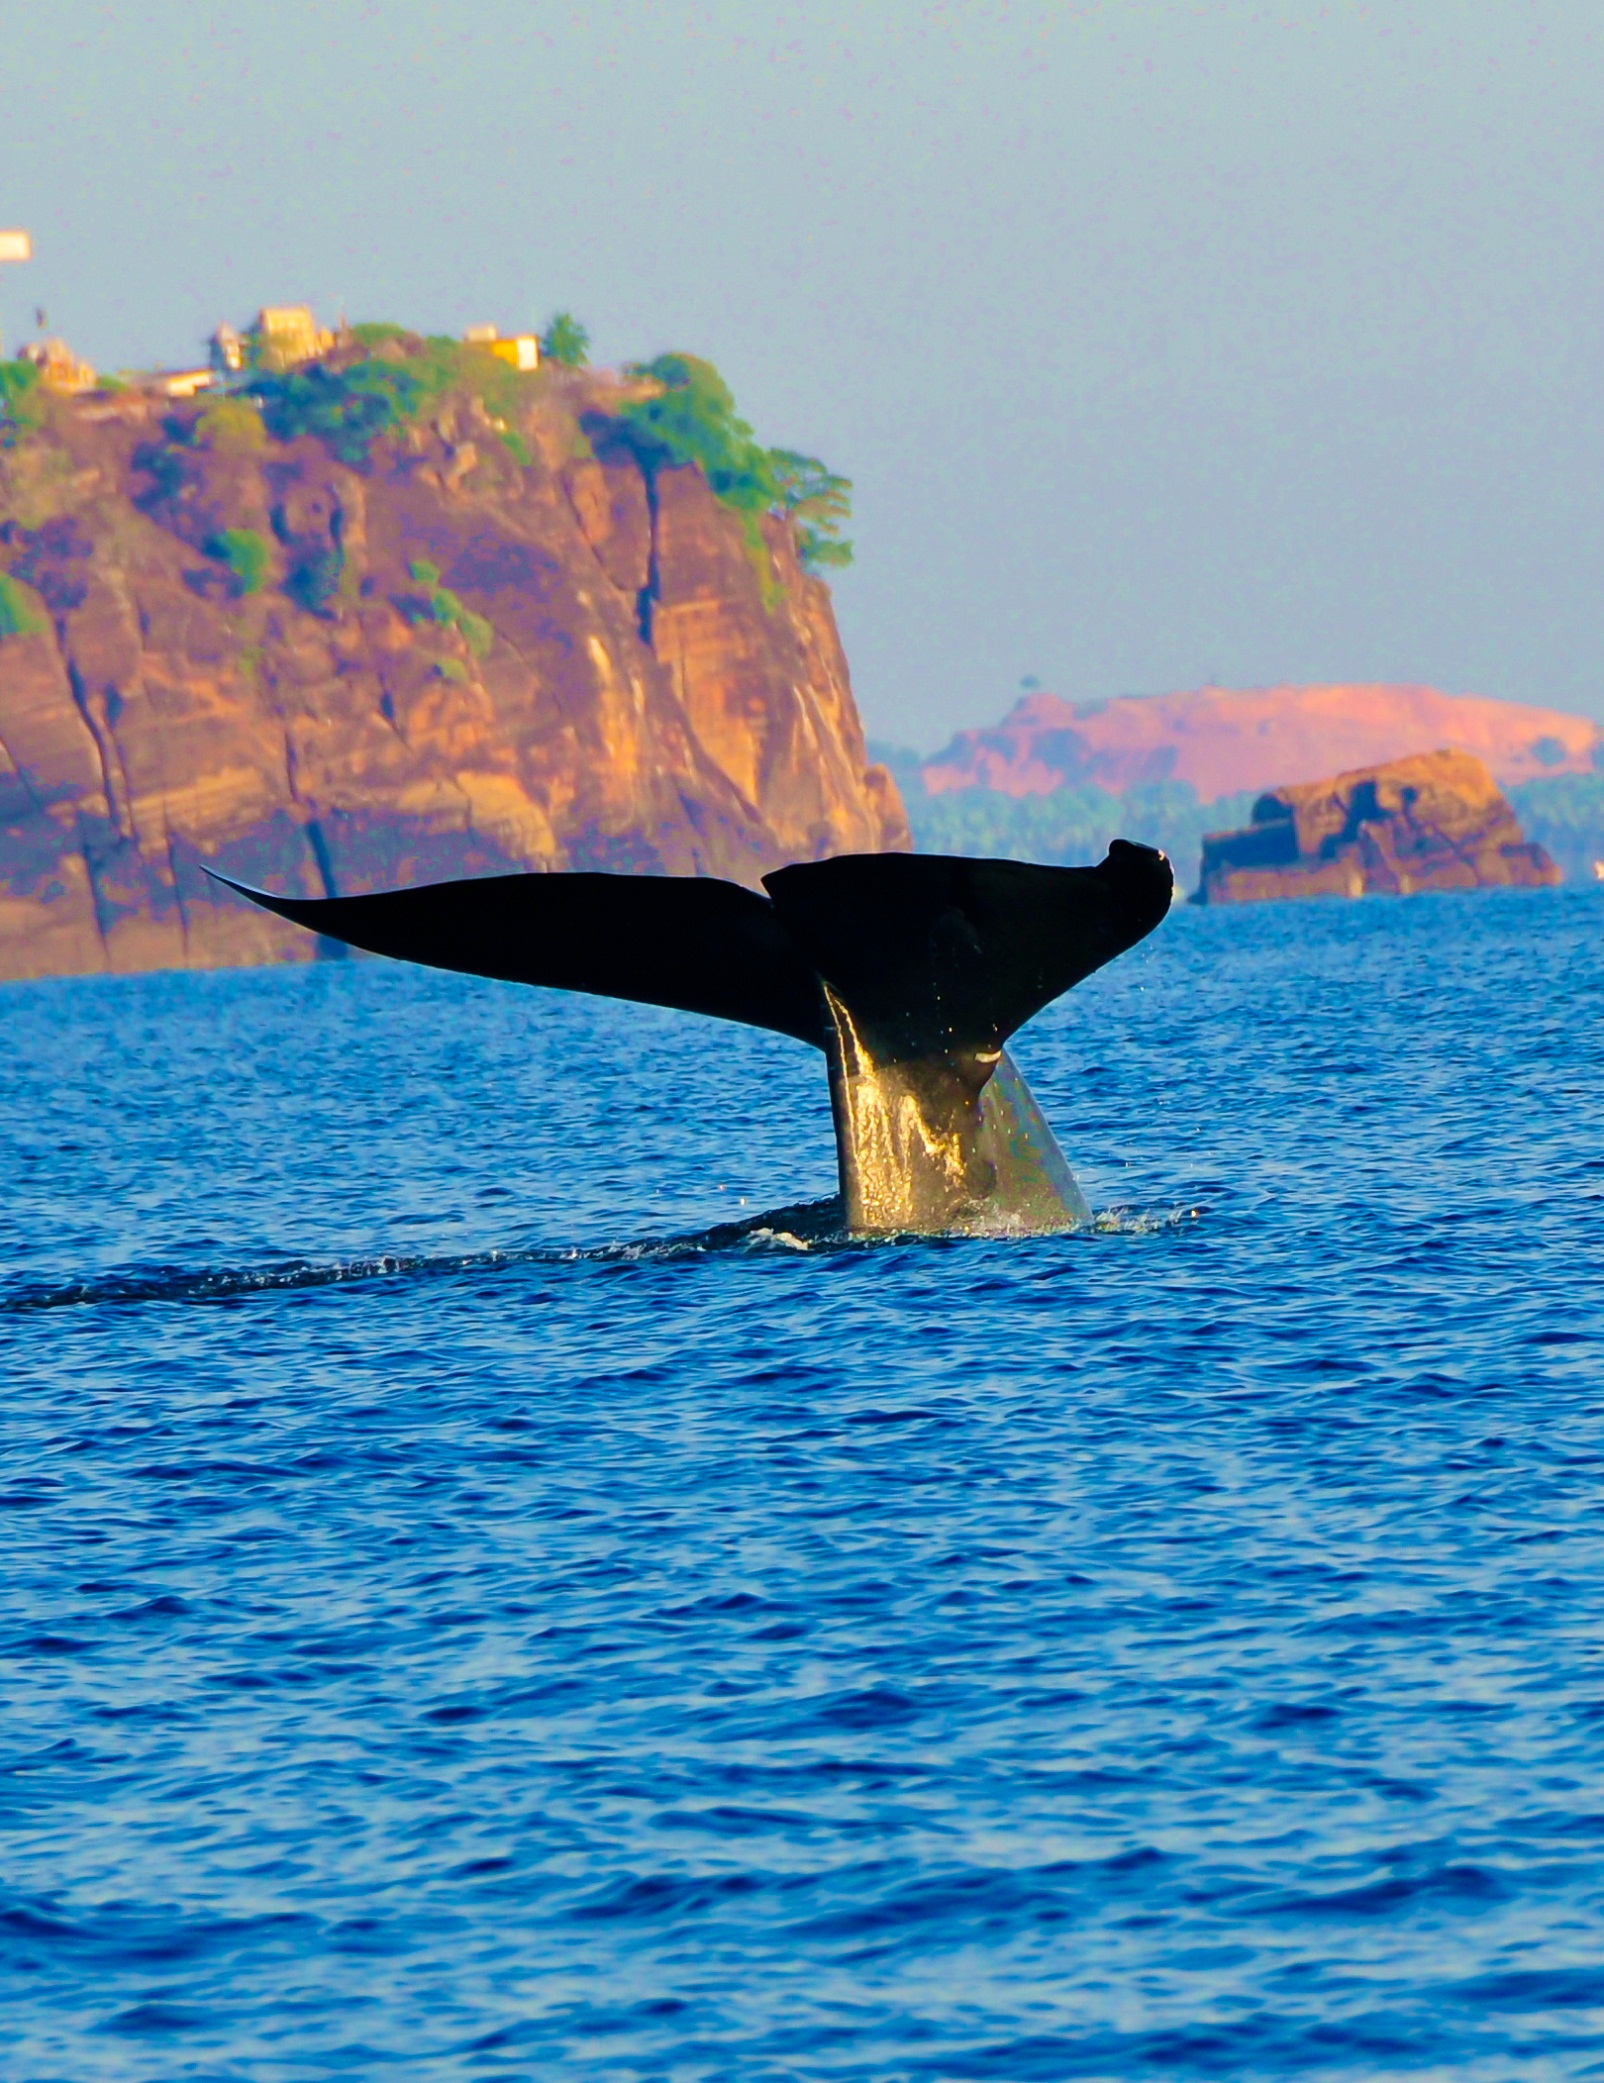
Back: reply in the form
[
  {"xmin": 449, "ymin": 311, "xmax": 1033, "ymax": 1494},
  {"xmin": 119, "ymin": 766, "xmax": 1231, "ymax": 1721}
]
[
  {"xmin": 205, "ymin": 841, "xmax": 1171, "ymax": 1236},
  {"xmin": 206, "ymin": 867, "xmax": 827, "ymax": 1045}
]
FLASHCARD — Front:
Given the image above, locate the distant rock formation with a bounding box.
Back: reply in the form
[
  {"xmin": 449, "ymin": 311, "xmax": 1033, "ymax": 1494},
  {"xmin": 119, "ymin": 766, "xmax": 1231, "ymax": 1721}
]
[
  {"xmin": 1194, "ymin": 750, "xmax": 1561, "ymax": 905},
  {"xmin": 923, "ymin": 685, "xmax": 1602, "ymax": 802},
  {"xmin": 0, "ymin": 363, "xmax": 905, "ymax": 985}
]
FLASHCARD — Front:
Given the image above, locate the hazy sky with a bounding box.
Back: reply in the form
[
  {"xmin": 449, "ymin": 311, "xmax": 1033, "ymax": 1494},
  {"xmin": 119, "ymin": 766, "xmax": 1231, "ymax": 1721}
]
[{"xmin": 3, "ymin": 0, "xmax": 1603, "ymax": 744}]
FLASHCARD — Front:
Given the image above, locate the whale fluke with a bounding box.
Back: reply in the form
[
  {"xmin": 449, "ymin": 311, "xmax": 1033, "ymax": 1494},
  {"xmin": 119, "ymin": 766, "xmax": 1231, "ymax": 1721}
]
[
  {"xmin": 206, "ymin": 841, "xmax": 1171, "ymax": 1236},
  {"xmin": 204, "ymin": 866, "xmax": 826, "ymax": 1045}
]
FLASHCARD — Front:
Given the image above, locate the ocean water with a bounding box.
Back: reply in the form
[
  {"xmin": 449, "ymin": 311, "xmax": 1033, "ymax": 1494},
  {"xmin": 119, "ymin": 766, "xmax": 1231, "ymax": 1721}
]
[{"xmin": 2, "ymin": 885, "xmax": 1602, "ymax": 2082}]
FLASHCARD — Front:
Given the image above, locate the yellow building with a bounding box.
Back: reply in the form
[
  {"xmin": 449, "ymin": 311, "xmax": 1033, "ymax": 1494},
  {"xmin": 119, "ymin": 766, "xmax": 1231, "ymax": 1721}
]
[
  {"xmin": 463, "ymin": 324, "xmax": 539, "ymax": 372},
  {"xmin": 492, "ymin": 335, "xmax": 540, "ymax": 372}
]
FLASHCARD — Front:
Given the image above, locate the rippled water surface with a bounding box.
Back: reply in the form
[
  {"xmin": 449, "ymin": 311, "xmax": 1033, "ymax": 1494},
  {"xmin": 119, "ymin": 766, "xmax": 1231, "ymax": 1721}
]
[{"xmin": 3, "ymin": 888, "xmax": 1603, "ymax": 2080}]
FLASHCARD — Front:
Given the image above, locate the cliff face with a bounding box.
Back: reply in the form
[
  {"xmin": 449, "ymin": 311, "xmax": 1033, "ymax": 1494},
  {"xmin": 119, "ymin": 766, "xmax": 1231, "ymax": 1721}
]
[
  {"xmin": 1195, "ymin": 750, "xmax": 1560, "ymax": 905},
  {"xmin": 924, "ymin": 686, "xmax": 1602, "ymax": 802},
  {"xmin": 0, "ymin": 371, "xmax": 906, "ymax": 983}
]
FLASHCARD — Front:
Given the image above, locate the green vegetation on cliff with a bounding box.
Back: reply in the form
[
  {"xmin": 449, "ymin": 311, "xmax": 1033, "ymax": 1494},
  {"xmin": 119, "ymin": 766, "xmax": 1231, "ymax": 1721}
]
[
  {"xmin": 768, "ymin": 449, "xmax": 854, "ymax": 572},
  {"xmin": 140, "ymin": 325, "xmax": 855, "ymax": 583},
  {"xmin": 408, "ymin": 560, "xmax": 493, "ymax": 658},
  {"xmin": 620, "ymin": 353, "xmax": 853, "ymax": 574},
  {"xmin": 207, "ymin": 527, "xmax": 272, "ymax": 598},
  {"xmin": 149, "ymin": 321, "xmax": 855, "ymax": 577},
  {"xmin": 0, "ymin": 570, "xmax": 43, "ymax": 638},
  {"xmin": 619, "ymin": 355, "xmax": 772, "ymax": 507},
  {"xmin": 247, "ymin": 333, "xmax": 541, "ymax": 465},
  {"xmin": 0, "ymin": 361, "xmax": 45, "ymax": 446},
  {"xmin": 250, "ymin": 358, "xmax": 432, "ymax": 465},
  {"xmin": 195, "ymin": 397, "xmax": 267, "ymax": 454}
]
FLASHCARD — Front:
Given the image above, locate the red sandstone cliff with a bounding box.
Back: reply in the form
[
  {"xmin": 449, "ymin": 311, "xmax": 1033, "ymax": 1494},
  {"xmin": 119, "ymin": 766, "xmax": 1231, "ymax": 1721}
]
[
  {"xmin": 0, "ymin": 367, "xmax": 906, "ymax": 984},
  {"xmin": 1195, "ymin": 750, "xmax": 1560, "ymax": 905},
  {"xmin": 924, "ymin": 686, "xmax": 1602, "ymax": 802}
]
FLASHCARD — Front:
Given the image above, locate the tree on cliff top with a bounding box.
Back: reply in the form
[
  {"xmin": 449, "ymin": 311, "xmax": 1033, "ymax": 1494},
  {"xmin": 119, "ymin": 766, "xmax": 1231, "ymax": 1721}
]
[
  {"xmin": 541, "ymin": 313, "xmax": 590, "ymax": 367},
  {"xmin": 619, "ymin": 353, "xmax": 853, "ymax": 573},
  {"xmin": 769, "ymin": 448, "xmax": 854, "ymax": 572}
]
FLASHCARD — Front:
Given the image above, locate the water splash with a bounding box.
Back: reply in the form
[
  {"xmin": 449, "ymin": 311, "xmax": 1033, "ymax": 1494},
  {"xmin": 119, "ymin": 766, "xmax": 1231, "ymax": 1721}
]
[{"xmin": 1090, "ymin": 1205, "xmax": 1205, "ymax": 1235}]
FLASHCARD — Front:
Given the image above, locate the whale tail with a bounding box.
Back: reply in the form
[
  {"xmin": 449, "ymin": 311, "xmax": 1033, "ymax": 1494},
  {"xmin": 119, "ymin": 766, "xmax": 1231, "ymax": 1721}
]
[{"xmin": 205, "ymin": 841, "xmax": 1171, "ymax": 1235}]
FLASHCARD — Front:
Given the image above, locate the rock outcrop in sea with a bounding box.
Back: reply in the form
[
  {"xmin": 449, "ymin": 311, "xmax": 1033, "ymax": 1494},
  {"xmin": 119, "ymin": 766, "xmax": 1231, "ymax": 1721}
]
[
  {"xmin": 0, "ymin": 353, "xmax": 906, "ymax": 984},
  {"xmin": 1194, "ymin": 750, "xmax": 1560, "ymax": 905}
]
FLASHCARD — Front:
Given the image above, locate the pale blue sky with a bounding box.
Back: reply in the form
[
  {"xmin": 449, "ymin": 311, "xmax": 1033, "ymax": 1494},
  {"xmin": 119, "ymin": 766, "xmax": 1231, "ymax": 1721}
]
[{"xmin": 3, "ymin": 0, "xmax": 1602, "ymax": 743}]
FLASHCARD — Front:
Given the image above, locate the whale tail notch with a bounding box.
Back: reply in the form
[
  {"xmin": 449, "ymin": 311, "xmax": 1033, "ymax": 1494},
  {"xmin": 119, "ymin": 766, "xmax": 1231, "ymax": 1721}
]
[{"xmin": 205, "ymin": 840, "xmax": 1171, "ymax": 1236}]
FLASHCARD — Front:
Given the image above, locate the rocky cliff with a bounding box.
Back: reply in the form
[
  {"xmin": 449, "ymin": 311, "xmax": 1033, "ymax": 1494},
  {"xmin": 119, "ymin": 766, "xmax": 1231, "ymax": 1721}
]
[
  {"xmin": 924, "ymin": 685, "xmax": 1602, "ymax": 802},
  {"xmin": 1195, "ymin": 750, "xmax": 1560, "ymax": 905},
  {"xmin": 0, "ymin": 358, "xmax": 906, "ymax": 983}
]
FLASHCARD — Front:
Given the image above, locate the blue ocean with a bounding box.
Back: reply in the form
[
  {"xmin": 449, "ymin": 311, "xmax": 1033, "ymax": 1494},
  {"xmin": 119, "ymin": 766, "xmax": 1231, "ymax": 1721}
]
[{"xmin": 3, "ymin": 885, "xmax": 1602, "ymax": 2081}]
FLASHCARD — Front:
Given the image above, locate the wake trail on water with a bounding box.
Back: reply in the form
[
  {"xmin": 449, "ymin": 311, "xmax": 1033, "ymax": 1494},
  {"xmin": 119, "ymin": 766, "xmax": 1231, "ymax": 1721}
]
[{"xmin": 0, "ymin": 1201, "xmax": 1200, "ymax": 1315}]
